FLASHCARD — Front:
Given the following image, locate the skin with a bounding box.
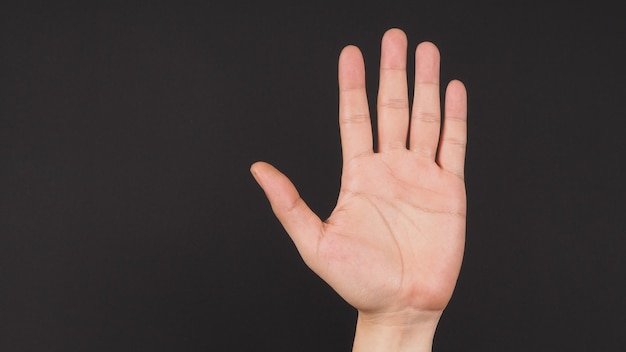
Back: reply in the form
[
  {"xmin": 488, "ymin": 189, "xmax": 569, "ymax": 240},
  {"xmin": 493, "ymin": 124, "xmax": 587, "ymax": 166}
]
[{"xmin": 251, "ymin": 28, "xmax": 467, "ymax": 351}]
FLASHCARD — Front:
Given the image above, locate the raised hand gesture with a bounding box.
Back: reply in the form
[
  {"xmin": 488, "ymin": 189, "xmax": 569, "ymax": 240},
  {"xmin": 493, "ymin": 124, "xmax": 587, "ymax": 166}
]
[{"xmin": 251, "ymin": 28, "xmax": 467, "ymax": 351}]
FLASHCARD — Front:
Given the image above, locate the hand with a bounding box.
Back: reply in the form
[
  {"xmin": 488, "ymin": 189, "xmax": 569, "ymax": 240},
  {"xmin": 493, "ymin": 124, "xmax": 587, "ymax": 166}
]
[{"xmin": 251, "ymin": 28, "xmax": 467, "ymax": 351}]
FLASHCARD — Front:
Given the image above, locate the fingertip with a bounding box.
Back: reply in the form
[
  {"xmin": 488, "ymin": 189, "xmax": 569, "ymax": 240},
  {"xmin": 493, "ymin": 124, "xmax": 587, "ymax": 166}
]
[
  {"xmin": 250, "ymin": 163, "xmax": 263, "ymax": 190},
  {"xmin": 338, "ymin": 46, "xmax": 366, "ymax": 89},
  {"xmin": 249, "ymin": 161, "xmax": 297, "ymax": 208},
  {"xmin": 383, "ymin": 27, "xmax": 406, "ymax": 37},
  {"xmin": 250, "ymin": 160, "xmax": 268, "ymax": 170},
  {"xmin": 339, "ymin": 45, "xmax": 363, "ymax": 63},
  {"xmin": 341, "ymin": 44, "xmax": 360, "ymax": 51},
  {"xmin": 380, "ymin": 28, "xmax": 408, "ymax": 71},
  {"xmin": 415, "ymin": 41, "xmax": 440, "ymax": 58},
  {"xmin": 445, "ymin": 80, "xmax": 468, "ymax": 106},
  {"xmin": 382, "ymin": 27, "xmax": 408, "ymax": 43},
  {"xmin": 250, "ymin": 161, "xmax": 276, "ymax": 186},
  {"xmin": 447, "ymin": 79, "xmax": 466, "ymax": 91}
]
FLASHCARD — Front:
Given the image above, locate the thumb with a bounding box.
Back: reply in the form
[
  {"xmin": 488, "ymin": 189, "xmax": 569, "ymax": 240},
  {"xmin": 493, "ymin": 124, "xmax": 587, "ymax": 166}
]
[{"xmin": 250, "ymin": 161, "xmax": 323, "ymax": 264}]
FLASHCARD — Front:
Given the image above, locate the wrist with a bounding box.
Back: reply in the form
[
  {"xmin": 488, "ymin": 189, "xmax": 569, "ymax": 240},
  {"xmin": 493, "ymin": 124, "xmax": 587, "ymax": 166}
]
[{"xmin": 351, "ymin": 309, "xmax": 442, "ymax": 352}]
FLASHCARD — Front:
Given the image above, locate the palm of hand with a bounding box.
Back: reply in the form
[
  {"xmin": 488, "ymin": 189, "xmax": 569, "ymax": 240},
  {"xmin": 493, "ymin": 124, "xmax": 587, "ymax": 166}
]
[
  {"xmin": 320, "ymin": 152, "xmax": 465, "ymax": 315},
  {"xmin": 252, "ymin": 29, "xmax": 467, "ymax": 323}
]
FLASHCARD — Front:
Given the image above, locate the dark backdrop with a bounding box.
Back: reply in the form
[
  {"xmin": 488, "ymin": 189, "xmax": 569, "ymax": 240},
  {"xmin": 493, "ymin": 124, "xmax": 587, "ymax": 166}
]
[{"xmin": 1, "ymin": 1, "xmax": 624, "ymax": 351}]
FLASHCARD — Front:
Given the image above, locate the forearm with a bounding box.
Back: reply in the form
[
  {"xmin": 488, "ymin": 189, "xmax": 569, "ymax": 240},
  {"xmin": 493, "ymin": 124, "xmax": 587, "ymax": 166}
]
[{"xmin": 351, "ymin": 310, "xmax": 442, "ymax": 352}]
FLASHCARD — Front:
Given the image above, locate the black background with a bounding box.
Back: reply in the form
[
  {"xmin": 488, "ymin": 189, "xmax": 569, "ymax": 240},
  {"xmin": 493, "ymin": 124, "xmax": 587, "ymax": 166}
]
[{"xmin": 1, "ymin": 1, "xmax": 624, "ymax": 351}]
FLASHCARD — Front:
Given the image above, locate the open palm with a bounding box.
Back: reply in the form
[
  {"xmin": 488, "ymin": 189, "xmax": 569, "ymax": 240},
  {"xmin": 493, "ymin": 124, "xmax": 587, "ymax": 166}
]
[{"xmin": 252, "ymin": 29, "xmax": 467, "ymax": 325}]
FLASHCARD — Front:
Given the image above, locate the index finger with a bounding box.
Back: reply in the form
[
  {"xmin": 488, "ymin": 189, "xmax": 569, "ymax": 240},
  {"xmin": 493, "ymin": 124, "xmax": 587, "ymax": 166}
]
[{"xmin": 338, "ymin": 45, "xmax": 373, "ymax": 162}]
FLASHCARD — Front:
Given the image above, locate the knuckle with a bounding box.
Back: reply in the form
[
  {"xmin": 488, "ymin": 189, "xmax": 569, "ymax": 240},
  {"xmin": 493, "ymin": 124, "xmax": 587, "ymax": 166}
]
[
  {"xmin": 444, "ymin": 113, "xmax": 467, "ymax": 122},
  {"xmin": 411, "ymin": 146, "xmax": 436, "ymax": 158},
  {"xmin": 443, "ymin": 137, "xmax": 466, "ymax": 148},
  {"xmin": 379, "ymin": 98, "xmax": 408, "ymax": 110},
  {"xmin": 413, "ymin": 111, "xmax": 440, "ymax": 123},
  {"xmin": 340, "ymin": 112, "xmax": 370, "ymax": 125}
]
